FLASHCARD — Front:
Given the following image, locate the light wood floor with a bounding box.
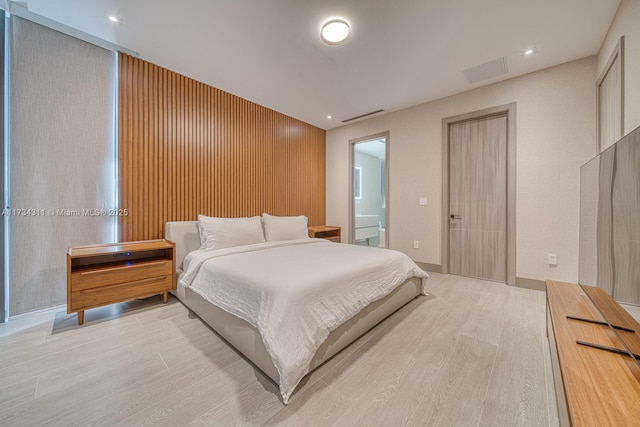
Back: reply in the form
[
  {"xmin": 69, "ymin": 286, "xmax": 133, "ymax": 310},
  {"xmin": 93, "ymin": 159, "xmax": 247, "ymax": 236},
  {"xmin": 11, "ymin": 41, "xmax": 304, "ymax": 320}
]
[{"xmin": 0, "ymin": 273, "xmax": 561, "ymax": 426}]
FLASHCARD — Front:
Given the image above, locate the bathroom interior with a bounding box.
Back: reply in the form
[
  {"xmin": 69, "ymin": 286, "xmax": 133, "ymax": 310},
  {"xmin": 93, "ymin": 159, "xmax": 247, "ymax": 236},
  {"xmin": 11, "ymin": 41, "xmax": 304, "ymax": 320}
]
[{"xmin": 353, "ymin": 138, "xmax": 386, "ymax": 247}]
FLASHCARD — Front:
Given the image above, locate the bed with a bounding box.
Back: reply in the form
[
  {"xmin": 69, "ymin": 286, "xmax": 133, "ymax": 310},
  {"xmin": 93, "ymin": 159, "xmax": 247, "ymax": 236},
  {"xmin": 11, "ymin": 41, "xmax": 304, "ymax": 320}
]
[{"xmin": 165, "ymin": 218, "xmax": 428, "ymax": 403}]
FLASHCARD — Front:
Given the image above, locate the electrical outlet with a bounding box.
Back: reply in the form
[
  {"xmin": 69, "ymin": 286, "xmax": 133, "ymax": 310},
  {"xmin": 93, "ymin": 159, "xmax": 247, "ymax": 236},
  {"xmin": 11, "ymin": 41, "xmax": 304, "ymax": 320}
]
[
  {"xmin": 548, "ymin": 253, "xmax": 558, "ymax": 266},
  {"xmin": 413, "ymin": 240, "xmax": 419, "ymax": 249}
]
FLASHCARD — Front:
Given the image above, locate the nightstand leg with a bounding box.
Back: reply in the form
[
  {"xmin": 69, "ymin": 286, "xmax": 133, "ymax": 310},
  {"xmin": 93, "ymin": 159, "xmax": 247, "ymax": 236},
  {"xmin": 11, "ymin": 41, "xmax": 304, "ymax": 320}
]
[
  {"xmin": 163, "ymin": 292, "xmax": 168, "ymax": 304},
  {"xmin": 77, "ymin": 311, "xmax": 84, "ymax": 326}
]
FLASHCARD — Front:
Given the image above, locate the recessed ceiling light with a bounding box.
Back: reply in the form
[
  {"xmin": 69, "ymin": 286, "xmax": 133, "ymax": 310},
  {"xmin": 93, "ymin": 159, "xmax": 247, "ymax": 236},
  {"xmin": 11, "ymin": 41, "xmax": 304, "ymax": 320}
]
[
  {"xmin": 104, "ymin": 11, "xmax": 122, "ymax": 24},
  {"xmin": 524, "ymin": 48, "xmax": 536, "ymax": 56},
  {"xmin": 321, "ymin": 18, "xmax": 351, "ymax": 45},
  {"xmin": 327, "ymin": 115, "xmax": 332, "ymax": 119}
]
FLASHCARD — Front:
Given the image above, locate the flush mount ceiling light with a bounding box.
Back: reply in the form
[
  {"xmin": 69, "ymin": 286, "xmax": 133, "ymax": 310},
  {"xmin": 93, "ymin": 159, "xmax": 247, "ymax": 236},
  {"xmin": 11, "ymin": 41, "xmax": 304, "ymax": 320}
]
[{"xmin": 321, "ymin": 18, "xmax": 351, "ymax": 45}]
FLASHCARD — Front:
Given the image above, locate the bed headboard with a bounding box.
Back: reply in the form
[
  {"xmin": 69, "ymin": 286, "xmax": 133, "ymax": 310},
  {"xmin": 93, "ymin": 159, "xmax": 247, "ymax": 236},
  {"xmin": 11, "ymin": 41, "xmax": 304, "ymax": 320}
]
[{"xmin": 165, "ymin": 221, "xmax": 200, "ymax": 271}]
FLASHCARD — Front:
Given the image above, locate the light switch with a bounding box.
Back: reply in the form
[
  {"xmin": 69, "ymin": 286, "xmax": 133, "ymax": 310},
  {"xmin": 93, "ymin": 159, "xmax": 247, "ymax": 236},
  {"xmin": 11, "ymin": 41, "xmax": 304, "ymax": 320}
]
[{"xmin": 419, "ymin": 197, "xmax": 428, "ymax": 206}]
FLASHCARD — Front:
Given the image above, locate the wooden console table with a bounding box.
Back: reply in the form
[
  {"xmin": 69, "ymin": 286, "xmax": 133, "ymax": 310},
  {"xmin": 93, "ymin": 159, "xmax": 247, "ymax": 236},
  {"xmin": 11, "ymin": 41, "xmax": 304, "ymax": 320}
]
[
  {"xmin": 67, "ymin": 240, "xmax": 175, "ymax": 325},
  {"xmin": 546, "ymin": 280, "xmax": 640, "ymax": 426}
]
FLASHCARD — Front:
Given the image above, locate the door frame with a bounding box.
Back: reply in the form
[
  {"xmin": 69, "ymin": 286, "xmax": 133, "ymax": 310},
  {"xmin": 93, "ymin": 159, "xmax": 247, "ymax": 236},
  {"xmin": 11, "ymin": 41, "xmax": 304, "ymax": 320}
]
[
  {"xmin": 1, "ymin": 12, "xmax": 6, "ymax": 322},
  {"xmin": 349, "ymin": 131, "xmax": 390, "ymax": 246},
  {"xmin": 596, "ymin": 35, "xmax": 624, "ymax": 153},
  {"xmin": 441, "ymin": 103, "xmax": 516, "ymax": 285}
]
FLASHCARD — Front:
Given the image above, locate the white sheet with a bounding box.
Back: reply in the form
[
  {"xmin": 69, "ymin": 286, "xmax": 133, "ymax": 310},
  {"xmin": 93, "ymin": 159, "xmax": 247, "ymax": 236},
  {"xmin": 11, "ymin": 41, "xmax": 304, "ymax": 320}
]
[{"xmin": 180, "ymin": 238, "xmax": 429, "ymax": 404}]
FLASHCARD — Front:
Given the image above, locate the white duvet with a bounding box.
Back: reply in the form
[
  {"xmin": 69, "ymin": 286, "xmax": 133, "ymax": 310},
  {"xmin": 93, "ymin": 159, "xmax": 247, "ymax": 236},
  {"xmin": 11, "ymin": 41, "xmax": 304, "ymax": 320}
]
[{"xmin": 179, "ymin": 238, "xmax": 429, "ymax": 404}]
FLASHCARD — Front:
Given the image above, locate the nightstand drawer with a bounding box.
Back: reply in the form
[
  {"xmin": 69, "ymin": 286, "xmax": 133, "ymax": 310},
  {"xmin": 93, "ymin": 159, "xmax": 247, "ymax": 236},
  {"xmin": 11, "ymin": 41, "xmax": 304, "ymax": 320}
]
[
  {"xmin": 71, "ymin": 259, "xmax": 173, "ymax": 291},
  {"xmin": 70, "ymin": 275, "xmax": 173, "ymax": 311}
]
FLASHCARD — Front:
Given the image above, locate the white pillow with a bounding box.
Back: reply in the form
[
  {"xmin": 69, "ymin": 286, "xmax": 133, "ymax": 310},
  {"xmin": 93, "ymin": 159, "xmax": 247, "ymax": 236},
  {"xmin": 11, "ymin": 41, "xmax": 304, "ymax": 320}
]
[
  {"xmin": 262, "ymin": 213, "xmax": 309, "ymax": 241},
  {"xmin": 197, "ymin": 215, "xmax": 265, "ymax": 250}
]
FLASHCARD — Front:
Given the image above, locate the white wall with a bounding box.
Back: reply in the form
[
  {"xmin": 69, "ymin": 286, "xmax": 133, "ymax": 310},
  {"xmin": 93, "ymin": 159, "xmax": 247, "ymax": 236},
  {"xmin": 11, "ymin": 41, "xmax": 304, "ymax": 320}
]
[
  {"xmin": 327, "ymin": 57, "xmax": 596, "ymax": 282},
  {"xmin": 598, "ymin": 0, "xmax": 640, "ymax": 135},
  {"xmin": 354, "ymin": 151, "xmax": 383, "ymax": 218}
]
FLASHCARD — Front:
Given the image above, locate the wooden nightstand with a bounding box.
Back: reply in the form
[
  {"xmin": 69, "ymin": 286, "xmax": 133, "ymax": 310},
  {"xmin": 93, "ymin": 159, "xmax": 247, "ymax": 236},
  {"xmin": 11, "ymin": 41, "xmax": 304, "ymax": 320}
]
[
  {"xmin": 67, "ymin": 239, "xmax": 176, "ymax": 325},
  {"xmin": 308, "ymin": 225, "xmax": 341, "ymax": 243}
]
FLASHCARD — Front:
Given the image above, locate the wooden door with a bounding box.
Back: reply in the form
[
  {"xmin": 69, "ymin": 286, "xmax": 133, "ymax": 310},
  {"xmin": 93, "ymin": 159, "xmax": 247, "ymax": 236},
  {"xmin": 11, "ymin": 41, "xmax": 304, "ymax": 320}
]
[{"xmin": 448, "ymin": 114, "xmax": 507, "ymax": 282}]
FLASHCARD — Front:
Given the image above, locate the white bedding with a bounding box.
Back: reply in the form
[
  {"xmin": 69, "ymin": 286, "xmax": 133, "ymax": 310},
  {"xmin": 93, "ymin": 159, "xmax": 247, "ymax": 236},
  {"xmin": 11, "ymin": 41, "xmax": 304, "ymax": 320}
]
[{"xmin": 179, "ymin": 238, "xmax": 429, "ymax": 403}]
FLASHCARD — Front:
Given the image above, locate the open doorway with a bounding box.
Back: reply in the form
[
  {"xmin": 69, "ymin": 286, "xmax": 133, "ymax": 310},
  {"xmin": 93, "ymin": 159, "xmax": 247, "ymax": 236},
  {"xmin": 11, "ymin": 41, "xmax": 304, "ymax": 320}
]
[{"xmin": 349, "ymin": 132, "xmax": 389, "ymax": 248}]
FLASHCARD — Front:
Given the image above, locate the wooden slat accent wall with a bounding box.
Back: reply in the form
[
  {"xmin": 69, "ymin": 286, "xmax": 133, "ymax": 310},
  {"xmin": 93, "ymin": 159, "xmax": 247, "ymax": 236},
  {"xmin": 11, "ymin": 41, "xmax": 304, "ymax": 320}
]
[{"xmin": 118, "ymin": 53, "xmax": 326, "ymax": 241}]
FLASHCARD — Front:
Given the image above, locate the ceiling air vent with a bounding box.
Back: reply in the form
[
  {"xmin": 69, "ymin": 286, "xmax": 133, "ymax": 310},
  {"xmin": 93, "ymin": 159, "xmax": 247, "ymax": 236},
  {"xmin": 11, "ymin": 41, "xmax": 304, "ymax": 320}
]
[
  {"xmin": 463, "ymin": 57, "xmax": 508, "ymax": 84},
  {"xmin": 342, "ymin": 109, "xmax": 385, "ymax": 123}
]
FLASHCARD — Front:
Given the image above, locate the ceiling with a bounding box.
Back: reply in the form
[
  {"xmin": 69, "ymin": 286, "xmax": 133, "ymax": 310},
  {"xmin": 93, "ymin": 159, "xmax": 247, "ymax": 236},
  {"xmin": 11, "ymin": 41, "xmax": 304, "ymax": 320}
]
[
  {"xmin": 355, "ymin": 139, "xmax": 386, "ymax": 160},
  {"xmin": 18, "ymin": 0, "xmax": 620, "ymax": 130}
]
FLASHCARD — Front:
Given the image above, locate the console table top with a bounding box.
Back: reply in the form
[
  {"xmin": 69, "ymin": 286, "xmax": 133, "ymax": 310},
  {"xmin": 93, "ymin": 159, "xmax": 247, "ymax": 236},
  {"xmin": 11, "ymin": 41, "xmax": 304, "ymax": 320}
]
[{"xmin": 546, "ymin": 280, "xmax": 640, "ymax": 426}]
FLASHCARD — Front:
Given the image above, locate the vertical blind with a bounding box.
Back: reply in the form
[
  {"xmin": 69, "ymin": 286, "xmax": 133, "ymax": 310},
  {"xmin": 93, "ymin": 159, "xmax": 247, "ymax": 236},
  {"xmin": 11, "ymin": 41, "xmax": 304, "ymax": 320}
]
[{"xmin": 9, "ymin": 17, "xmax": 116, "ymax": 315}]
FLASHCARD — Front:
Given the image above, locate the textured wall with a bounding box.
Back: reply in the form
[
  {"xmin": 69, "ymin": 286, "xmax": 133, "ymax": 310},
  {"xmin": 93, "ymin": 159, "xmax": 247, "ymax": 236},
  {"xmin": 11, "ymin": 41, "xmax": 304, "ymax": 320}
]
[{"xmin": 327, "ymin": 57, "xmax": 596, "ymax": 283}]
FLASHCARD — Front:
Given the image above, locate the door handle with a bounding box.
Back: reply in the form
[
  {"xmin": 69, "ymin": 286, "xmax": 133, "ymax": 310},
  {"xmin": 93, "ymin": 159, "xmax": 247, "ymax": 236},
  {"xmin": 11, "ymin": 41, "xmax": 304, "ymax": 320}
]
[{"xmin": 450, "ymin": 214, "xmax": 462, "ymax": 220}]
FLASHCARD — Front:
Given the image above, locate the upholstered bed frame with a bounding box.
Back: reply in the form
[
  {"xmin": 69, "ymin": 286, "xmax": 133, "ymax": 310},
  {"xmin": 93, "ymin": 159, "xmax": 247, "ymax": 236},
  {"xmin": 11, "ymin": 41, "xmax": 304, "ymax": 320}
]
[{"xmin": 165, "ymin": 221, "xmax": 422, "ymax": 385}]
